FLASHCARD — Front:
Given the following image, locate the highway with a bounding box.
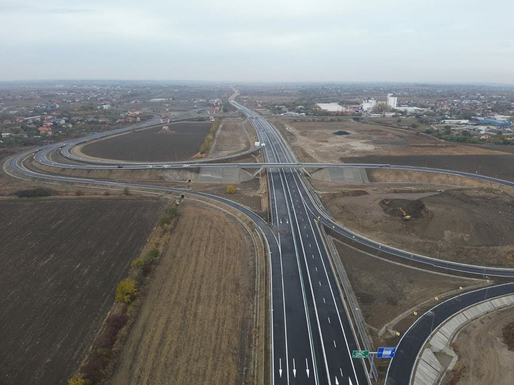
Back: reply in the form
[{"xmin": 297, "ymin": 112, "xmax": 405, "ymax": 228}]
[
  {"xmin": 5, "ymin": 99, "xmax": 514, "ymax": 385},
  {"xmin": 232, "ymin": 101, "xmax": 370, "ymax": 385}
]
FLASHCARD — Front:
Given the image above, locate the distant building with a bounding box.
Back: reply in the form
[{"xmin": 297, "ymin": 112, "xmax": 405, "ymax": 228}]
[
  {"xmin": 387, "ymin": 94, "xmax": 398, "ymax": 109},
  {"xmin": 395, "ymin": 106, "xmax": 426, "ymax": 115},
  {"xmin": 316, "ymin": 103, "xmax": 344, "ymax": 113},
  {"xmin": 442, "ymin": 119, "xmax": 470, "ymax": 125},
  {"xmin": 361, "ymin": 99, "xmax": 377, "ymax": 112},
  {"xmin": 472, "ymin": 117, "xmax": 512, "ymax": 128}
]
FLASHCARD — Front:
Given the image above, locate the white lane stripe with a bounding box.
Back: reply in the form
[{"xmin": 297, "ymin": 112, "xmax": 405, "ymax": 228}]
[
  {"xmin": 277, "ymin": 168, "xmax": 320, "ymax": 385},
  {"xmin": 265, "ymin": 127, "xmax": 318, "ymax": 385},
  {"xmin": 282, "ymin": 171, "xmax": 332, "ymax": 385},
  {"xmin": 291, "ymin": 172, "xmax": 362, "ymax": 385},
  {"xmin": 259, "ymin": 120, "xmax": 289, "ymax": 384}
]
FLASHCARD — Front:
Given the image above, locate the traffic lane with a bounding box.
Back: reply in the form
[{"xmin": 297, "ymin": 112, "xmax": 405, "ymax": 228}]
[
  {"xmin": 252, "ymin": 113, "xmax": 364, "ymax": 384},
  {"xmin": 276, "ymin": 169, "xmax": 324, "ymax": 385},
  {"xmin": 385, "ymin": 282, "xmax": 514, "ymax": 385},
  {"xmin": 284, "ymin": 171, "xmax": 367, "ymax": 385},
  {"xmin": 271, "ymin": 170, "xmax": 317, "ymax": 385},
  {"xmin": 268, "ymin": 169, "xmax": 292, "ymax": 385}
]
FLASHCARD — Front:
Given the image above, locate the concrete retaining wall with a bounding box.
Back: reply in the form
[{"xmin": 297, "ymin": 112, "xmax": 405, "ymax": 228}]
[{"xmin": 412, "ymin": 293, "xmax": 514, "ymax": 385}]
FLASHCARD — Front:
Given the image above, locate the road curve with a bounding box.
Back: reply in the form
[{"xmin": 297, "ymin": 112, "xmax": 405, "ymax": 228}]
[{"xmin": 384, "ymin": 282, "xmax": 514, "ymax": 385}]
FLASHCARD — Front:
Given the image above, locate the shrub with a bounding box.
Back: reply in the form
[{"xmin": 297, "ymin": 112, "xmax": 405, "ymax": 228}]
[
  {"xmin": 145, "ymin": 248, "xmax": 159, "ymax": 262},
  {"xmin": 198, "ymin": 119, "xmax": 221, "ymax": 154},
  {"xmin": 81, "ymin": 352, "xmax": 109, "ymax": 383},
  {"xmin": 131, "ymin": 258, "xmax": 145, "ymax": 268},
  {"xmin": 123, "ymin": 187, "xmax": 130, "ymax": 195},
  {"xmin": 68, "ymin": 376, "xmax": 88, "ymax": 385},
  {"xmin": 159, "ymin": 206, "xmax": 179, "ymax": 227},
  {"xmin": 115, "ymin": 278, "xmax": 137, "ymax": 304},
  {"xmin": 164, "ymin": 206, "xmax": 178, "ymax": 218},
  {"xmin": 131, "ymin": 249, "xmax": 159, "ymax": 269},
  {"xmin": 159, "ymin": 216, "xmax": 171, "ymax": 227},
  {"xmin": 225, "ymin": 184, "xmax": 237, "ymax": 194},
  {"xmin": 96, "ymin": 313, "xmax": 128, "ymax": 349},
  {"xmin": 13, "ymin": 187, "xmax": 55, "ymax": 198}
]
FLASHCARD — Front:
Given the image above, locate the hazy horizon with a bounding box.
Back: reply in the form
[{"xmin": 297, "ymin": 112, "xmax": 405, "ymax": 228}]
[{"xmin": 1, "ymin": 0, "xmax": 513, "ymax": 83}]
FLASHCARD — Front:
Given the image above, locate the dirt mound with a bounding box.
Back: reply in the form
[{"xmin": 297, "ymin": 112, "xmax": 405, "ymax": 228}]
[
  {"xmin": 321, "ymin": 187, "xmax": 514, "ymax": 266},
  {"xmin": 380, "ymin": 198, "xmax": 428, "ymax": 219}
]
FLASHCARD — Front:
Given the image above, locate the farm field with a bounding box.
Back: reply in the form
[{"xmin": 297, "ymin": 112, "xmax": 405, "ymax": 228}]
[
  {"xmin": 321, "ymin": 186, "xmax": 514, "ymax": 267},
  {"xmin": 0, "ymin": 197, "xmax": 164, "ymax": 385},
  {"xmin": 340, "ymin": 154, "xmax": 514, "ymax": 181},
  {"xmin": 111, "ymin": 201, "xmax": 266, "ymax": 385},
  {"xmin": 81, "ymin": 121, "xmax": 211, "ymax": 162}
]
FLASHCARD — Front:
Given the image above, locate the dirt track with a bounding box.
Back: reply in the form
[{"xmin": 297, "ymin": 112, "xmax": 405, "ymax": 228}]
[
  {"xmin": 0, "ymin": 197, "xmax": 163, "ymax": 385},
  {"xmin": 442, "ymin": 307, "xmax": 514, "ymax": 385},
  {"xmin": 110, "ymin": 201, "xmax": 265, "ymax": 385}
]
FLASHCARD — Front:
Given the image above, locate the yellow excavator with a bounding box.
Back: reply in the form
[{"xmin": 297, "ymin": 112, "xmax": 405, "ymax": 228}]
[{"xmin": 399, "ymin": 207, "xmax": 411, "ymax": 221}]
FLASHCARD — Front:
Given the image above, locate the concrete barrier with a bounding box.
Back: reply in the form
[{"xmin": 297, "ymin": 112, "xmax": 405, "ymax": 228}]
[{"xmin": 411, "ymin": 293, "xmax": 514, "ymax": 385}]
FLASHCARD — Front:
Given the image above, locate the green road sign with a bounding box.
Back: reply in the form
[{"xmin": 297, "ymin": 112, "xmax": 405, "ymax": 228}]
[{"xmin": 352, "ymin": 350, "xmax": 369, "ymax": 359}]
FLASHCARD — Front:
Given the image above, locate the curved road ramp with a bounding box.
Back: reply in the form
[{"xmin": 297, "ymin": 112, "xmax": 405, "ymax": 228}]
[{"xmin": 385, "ymin": 283, "xmax": 514, "ymax": 385}]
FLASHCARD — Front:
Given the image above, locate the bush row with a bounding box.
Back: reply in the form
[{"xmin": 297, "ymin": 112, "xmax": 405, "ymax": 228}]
[
  {"xmin": 198, "ymin": 119, "xmax": 221, "ymax": 154},
  {"xmin": 67, "ymin": 204, "xmax": 180, "ymax": 385}
]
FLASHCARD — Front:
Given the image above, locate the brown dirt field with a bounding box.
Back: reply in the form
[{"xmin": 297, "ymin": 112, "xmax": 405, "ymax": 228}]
[
  {"xmin": 333, "ymin": 239, "xmax": 479, "ymax": 347},
  {"xmin": 274, "ymin": 119, "xmax": 506, "ymax": 162},
  {"xmin": 365, "ymin": 168, "xmax": 514, "ymax": 193},
  {"xmin": 196, "ymin": 177, "xmax": 266, "ymax": 214},
  {"xmin": 342, "ymin": 154, "xmax": 514, "ymax": 182},
  {"xmin": 0, "ymin": 197, "xmax": 164, "ymax": 385},
  {"xmin": 442, "ymin": 307, "xmax": 514, "ymax": 385},
  {"xmin": 81, "ymin": 121, "xmax": 211, "ymax": 162},
  {"xmin": 322, "ymin": 186, "xmax": 514, "ymax": 267},
  {"xmin": 210, "ymin": 118, "xmax": 252, "ymax": 157},
  {"xmin": 110, "ymin": 201, "xmax": 266, "ymax": 385}
]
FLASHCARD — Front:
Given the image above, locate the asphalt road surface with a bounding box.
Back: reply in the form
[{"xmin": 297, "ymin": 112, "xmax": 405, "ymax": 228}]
[{"xmin": 233, "ymin": 101, "xmax": 369, "ymax": 385}]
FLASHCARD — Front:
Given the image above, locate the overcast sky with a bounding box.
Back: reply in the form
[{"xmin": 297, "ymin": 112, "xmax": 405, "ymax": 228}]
[{"xmin": 1, "ymin": 0, "xmax": 513, "ymax": 83}]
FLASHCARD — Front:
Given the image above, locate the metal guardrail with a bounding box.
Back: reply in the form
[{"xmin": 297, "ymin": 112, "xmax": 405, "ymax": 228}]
[{"xmin": 322, "ymin": 230, "xmax": 379, "ymax": 382}]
